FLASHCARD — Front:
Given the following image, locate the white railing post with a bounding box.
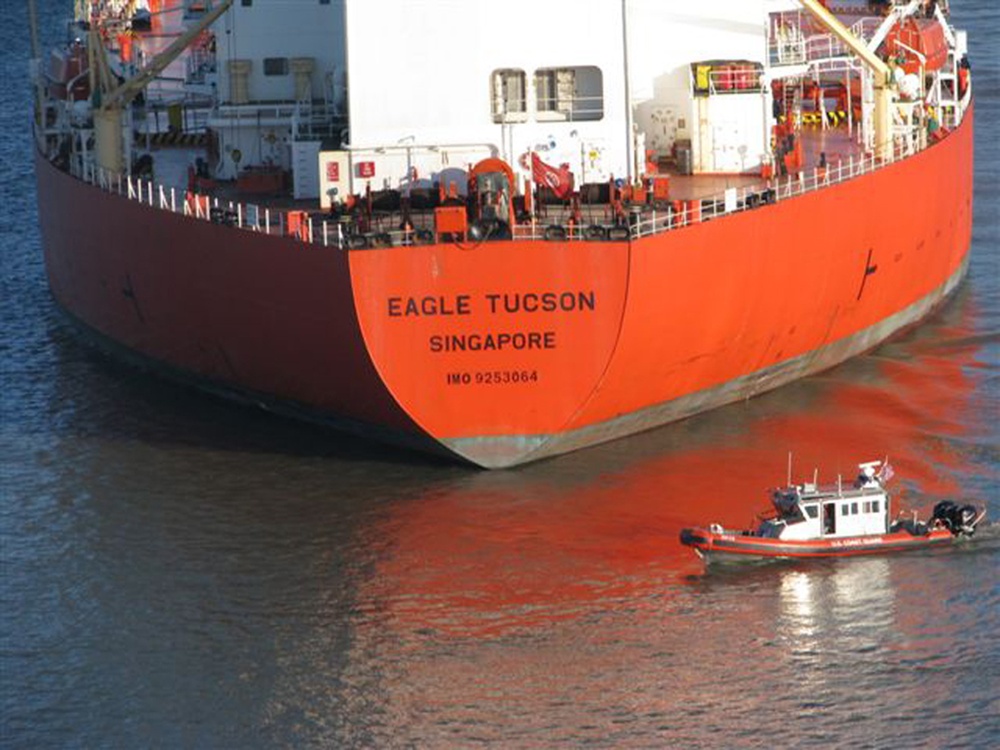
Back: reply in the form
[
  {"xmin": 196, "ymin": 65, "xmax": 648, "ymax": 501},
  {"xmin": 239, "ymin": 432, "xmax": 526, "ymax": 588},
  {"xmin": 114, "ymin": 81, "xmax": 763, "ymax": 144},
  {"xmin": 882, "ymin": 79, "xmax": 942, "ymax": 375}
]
[
  {"xmin": 265, "ymin": 209, "xmax": 270, "ymax": 234},
  {"xmin": 323, "ymin": 220, "xmax": 328, "ymax": 246},
  {"xmin": 237, "ymin": 203, "xmax": 242, "ymax": 228},
  {"xmin": 171, "ymin": 187, "xmax": 176, "ymax": 213}
]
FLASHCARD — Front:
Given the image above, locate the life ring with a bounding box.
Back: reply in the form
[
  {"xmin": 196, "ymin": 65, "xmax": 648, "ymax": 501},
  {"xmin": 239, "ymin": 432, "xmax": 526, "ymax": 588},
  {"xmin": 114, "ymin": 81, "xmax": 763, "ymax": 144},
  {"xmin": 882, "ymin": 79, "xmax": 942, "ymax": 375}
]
[
  {"xmin": 585, "ymin": 224, "xmax": 608, "ymax": 241},
  {"xmin": 348, "ymin": 234, "xmax": 369, "ymax": 249}
]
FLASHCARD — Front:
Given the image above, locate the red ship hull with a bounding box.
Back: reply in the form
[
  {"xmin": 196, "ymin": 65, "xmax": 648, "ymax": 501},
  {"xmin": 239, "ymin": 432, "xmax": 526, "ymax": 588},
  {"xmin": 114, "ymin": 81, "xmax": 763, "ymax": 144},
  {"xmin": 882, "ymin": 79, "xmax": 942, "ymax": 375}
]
[{"xmin": 34, "ymin": 110, "xmax": 974, "ymax": 467}]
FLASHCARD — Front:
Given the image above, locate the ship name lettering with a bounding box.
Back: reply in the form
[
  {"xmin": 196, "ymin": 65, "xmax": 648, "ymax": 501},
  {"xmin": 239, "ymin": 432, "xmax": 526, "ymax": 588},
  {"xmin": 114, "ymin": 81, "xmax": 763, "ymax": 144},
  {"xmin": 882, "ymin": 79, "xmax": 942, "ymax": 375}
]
[
  {"xmin": 484, "ymin": 291, "xmax": 595, "ymax": 314},
  {"xmin": 388, "ymin": 294, "xmax": 472, "ymax": 317},
  {"xmin": 429, "ymin": 331, "xmax": 556, "ymax": 353}
]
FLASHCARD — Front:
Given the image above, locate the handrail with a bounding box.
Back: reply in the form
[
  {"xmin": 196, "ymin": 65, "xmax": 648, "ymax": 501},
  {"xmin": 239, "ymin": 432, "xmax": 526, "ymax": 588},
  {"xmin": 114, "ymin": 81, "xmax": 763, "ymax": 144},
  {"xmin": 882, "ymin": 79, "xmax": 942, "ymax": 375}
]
[{"xmin": 73, "ymin": 115, "xmax": 958, "ymax": 250}]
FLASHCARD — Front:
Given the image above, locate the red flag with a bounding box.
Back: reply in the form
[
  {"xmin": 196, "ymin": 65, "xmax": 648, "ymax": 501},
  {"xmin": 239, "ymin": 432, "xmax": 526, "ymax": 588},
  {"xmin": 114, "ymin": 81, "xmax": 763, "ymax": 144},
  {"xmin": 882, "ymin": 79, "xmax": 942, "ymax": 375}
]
[{"xmin": 531, "ymin": 153, "xmax": 573, "ymax": 198}]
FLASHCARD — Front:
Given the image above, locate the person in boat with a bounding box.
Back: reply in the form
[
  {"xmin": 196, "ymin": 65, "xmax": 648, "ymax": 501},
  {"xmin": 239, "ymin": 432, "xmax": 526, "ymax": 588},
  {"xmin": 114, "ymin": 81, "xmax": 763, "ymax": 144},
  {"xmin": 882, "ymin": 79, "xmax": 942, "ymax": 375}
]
[{"xmin": 855, "ymin": 464, "xmax": 877, "ymax": 488}]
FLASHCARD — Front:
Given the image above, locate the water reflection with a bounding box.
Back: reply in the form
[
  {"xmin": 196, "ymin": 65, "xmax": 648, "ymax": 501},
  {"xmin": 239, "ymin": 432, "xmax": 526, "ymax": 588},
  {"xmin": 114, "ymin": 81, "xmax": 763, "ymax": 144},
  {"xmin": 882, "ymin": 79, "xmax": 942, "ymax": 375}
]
[
  {"xmin": 777, "ymin": 558, "xmax": 894, "ymax": 656},
  {"xmin": 329, "ymin": 287, "xmax": 993, "ymax": 646},
  {"xmin": 232, "ymin": 284, "xmax": 998, "ymax": 744}
]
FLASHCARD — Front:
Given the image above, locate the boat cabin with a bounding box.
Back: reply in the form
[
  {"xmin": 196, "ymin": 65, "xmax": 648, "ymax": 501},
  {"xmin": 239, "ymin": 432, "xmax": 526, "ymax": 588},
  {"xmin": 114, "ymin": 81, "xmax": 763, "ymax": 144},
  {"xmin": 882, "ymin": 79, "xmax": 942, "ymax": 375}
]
[{"xmin": 758, "ymin": 462, "xmax": 890, "ymax": 541}]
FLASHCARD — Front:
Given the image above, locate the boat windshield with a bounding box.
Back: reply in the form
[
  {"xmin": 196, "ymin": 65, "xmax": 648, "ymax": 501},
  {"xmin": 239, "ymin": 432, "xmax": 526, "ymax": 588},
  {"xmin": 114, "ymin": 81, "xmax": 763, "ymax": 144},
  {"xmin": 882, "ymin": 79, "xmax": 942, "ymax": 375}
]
[
  {"xmin": 772, "ymin": 490, "xmax": 807, "ymax": 523},
  {"xmin": 781, "ymin": 504, "xmax": 807, "ymax": 524}
]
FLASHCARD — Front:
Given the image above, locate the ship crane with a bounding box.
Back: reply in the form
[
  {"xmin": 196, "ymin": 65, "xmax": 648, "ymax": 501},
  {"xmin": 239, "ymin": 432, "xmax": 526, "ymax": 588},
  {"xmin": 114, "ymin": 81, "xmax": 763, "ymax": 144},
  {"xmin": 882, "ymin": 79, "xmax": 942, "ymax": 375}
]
[
  {"xmin": 797, "ymin": 0, "xmax": 896, "ymax": 161},
  {"xmin": 93, "ymin": 0, "xmax": 233, "ymax": 173}
]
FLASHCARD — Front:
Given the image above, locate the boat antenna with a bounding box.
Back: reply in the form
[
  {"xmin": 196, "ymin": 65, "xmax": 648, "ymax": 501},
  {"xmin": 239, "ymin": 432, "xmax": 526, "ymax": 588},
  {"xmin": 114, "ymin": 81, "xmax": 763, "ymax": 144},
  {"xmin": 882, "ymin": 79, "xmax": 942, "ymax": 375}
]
[{"xmin": 787, "ymin": 451, "xmax": 792, "ymax": 486}]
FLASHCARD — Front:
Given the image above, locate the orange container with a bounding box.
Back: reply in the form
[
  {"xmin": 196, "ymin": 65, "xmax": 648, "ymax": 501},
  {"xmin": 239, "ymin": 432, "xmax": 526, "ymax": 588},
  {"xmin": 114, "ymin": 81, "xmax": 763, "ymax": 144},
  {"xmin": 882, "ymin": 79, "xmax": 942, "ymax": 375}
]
[{"xmin": 434, "ymin": 206, "xmax": 468, "ymax": 240}]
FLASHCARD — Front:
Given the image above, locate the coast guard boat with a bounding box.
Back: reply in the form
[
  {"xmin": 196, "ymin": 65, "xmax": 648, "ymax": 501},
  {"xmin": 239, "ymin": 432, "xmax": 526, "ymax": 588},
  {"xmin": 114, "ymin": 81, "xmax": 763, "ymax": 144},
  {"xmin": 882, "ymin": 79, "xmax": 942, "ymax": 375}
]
[{"xmin": 680, "ymin": 460, "xmax": 986, "ymax": 563}]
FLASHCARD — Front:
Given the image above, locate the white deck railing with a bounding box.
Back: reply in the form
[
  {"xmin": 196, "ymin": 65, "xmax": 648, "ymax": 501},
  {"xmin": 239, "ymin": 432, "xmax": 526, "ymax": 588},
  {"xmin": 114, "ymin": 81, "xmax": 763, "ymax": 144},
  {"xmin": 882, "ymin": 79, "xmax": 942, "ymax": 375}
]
[{"xmin": 76, "ymin": 112, "xmax": 963, "ymax": 251}]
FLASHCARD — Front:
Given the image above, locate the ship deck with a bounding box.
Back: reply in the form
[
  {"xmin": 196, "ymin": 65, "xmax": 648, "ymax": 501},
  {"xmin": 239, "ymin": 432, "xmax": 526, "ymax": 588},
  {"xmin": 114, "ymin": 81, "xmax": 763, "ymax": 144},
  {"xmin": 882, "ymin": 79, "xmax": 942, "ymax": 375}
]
[{"xmin": 138, "ymin": 123, "xmax": 866, "ymax": 242}]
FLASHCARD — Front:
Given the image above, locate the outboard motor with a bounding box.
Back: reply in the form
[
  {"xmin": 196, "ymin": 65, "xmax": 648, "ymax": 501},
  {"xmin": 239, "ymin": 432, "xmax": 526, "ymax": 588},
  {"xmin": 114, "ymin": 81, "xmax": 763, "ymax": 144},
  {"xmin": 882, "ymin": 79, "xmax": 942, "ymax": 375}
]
[
  {"xmin": 956, "ymin": 504, "xmax": 980, "ymax": 536},
  {"xmin": 931, "ymin": 500, "xmax": 958, "ymax": 531},
  {"xmin": 931, "ymin": 501, "xmax": 980, "ymax": 536}
]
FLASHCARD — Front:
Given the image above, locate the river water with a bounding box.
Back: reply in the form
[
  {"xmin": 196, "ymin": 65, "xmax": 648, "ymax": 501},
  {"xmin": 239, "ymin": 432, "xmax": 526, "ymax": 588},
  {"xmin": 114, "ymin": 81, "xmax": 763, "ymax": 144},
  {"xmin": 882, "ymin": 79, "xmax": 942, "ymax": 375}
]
[{"xmin": 2, "ymin": 2, "xmax": 998, "ymax": 747}]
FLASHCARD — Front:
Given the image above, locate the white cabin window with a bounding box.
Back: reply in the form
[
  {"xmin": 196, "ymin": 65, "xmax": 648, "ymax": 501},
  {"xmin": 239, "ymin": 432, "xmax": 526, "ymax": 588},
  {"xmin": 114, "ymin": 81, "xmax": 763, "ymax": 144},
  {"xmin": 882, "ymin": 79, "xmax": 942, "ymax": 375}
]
[
  {"xmin": 492, "ymin": 69, "xmax": 527, "ymax": 123},
  {"xmin": 872, "ymin": 500, "xmax": 880, "ymax": 513},
  {"xmin": 804, "ymin": 505, "xmax": 818, "ymax": 519},
  {"xmin": 264, "ymin": 58, "xmax": 289, "ymax": 76},
  {"xmin": 535, "ymin": 66, "xmax": 603, "ymax": 122}
]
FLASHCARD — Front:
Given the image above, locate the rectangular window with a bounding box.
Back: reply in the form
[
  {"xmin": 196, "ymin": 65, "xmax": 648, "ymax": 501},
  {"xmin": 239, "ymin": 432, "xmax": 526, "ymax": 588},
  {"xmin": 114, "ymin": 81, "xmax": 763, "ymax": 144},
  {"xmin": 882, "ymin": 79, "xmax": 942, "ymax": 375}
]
[
  {"xmin": 804, "ymin": 505, "xmax": 818, "ymax": 519},
  {"xmin": 851, "ymin": 502, "xmax": 859, "ymax": 515},
  {"xmin": 264, "ymin": 57, "xmax": 289, "ymax": 76},
  {"xmin": 491, "ymin": 69, "xmax": 526, "ymax": 123},
  {"xmin": 535, "ymin": 66, "xmax": 603, "ymax": 122},
  {"xmin": 841, "ymin": 505, "xmax": 849, "ymax": 516},
  {"xmin": 873, "ymin": 500, "xmax": 880, "ymax": 513},
  {"xmin": 241, "ymin": 0, "xmax": 252, "ymax": 6}
]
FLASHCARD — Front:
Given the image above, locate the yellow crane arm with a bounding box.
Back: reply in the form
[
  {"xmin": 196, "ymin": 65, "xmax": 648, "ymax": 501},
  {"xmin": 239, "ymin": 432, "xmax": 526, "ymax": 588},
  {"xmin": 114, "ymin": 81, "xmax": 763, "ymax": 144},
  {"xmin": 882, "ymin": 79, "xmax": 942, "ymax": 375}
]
[
  {"xmin": 100, "ymin": 0, "xmax": 233, "ymax": 111},
  {"xmin": 798, "ymin": 0, "xmax": 898, "ymax": 159},
  {"xmin": 798, "ymin": 0, "xmax": 891, "ymax": 80}
]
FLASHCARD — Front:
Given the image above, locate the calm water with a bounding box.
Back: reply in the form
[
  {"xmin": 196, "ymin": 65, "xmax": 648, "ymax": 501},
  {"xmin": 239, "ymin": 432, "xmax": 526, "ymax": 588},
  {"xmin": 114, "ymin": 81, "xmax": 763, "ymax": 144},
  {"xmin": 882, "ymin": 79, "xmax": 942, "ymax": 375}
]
[{"xmin": 2, "ymin": 2, "xmax": 998, "ymax": 747}]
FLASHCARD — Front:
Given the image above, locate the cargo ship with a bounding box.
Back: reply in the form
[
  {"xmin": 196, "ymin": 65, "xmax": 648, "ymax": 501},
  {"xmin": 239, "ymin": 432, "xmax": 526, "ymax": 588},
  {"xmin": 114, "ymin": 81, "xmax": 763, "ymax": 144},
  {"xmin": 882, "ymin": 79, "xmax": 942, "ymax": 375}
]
[{"xmin": 30, "ymin": 0, "xmax": 974, "ymax": 467}]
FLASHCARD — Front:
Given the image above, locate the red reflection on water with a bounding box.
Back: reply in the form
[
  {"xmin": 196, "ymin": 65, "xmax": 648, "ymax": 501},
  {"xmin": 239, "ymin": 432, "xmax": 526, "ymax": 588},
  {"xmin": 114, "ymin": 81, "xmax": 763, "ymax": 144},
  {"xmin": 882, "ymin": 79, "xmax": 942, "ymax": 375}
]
[{"xmin": 362, "ymin": 291, "xmax": 990, "ymax": 637}]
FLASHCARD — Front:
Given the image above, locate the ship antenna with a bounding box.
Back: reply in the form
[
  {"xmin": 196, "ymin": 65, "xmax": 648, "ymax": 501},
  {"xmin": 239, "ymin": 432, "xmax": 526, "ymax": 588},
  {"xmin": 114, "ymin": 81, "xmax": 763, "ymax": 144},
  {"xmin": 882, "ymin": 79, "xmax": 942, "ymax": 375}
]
[
  {"xmin": 787, "ymin": 451, "xmax": 793, "ymax": 486},
  {"xmin": 621, "ymin": 0, "xmax": 634, "ymax": 183}
]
